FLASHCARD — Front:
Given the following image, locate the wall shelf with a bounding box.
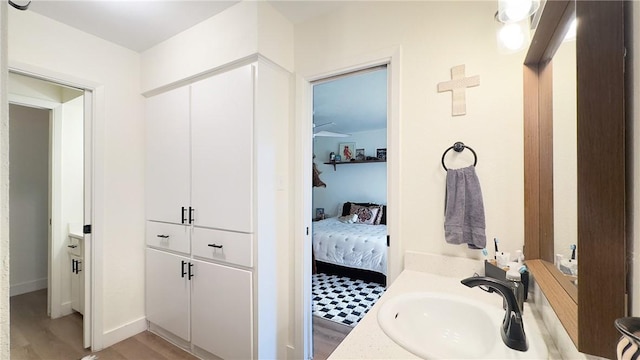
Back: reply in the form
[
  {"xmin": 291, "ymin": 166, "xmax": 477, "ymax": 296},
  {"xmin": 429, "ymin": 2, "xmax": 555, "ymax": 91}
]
[{"xmin": 323, "ymin": 159, "xmax": 386, "ymax": 171}]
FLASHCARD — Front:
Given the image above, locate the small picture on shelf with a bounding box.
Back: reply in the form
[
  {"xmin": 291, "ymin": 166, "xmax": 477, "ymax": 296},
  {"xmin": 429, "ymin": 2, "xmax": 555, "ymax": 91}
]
[
  {"xmin": 316, "ymin": 208, "xmax": 325, "ymax": 220},
  {"xmin": 377, "ymin": 148, "xmax": 387, "ymax": 161},
  {"xmin": 339, "ymin": 142, "xmax": 356, "ymax": 161},
  {"xmin": 334, "ymin": 154, "xmax": 342, "ymax": 162},
  {"xmin": 355, "ymin": 148, "xmax": 365, "ymax": 161}
]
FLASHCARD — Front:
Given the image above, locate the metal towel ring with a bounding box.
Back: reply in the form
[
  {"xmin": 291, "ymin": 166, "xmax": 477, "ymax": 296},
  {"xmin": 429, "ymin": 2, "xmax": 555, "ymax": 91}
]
[{"xmin": 441, "ymin": 141, "xmax": 477, "ymax": 171}]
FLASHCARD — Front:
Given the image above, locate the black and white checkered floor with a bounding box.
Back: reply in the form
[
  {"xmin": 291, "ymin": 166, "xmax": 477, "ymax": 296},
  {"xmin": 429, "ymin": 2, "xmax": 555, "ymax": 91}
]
[{"xmin": 312, "ymin": 273, "xmax": 386, "ymax": 327}]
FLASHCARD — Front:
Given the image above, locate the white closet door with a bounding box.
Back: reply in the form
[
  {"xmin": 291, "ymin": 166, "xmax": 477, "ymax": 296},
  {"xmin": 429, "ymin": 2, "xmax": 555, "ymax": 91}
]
[
  {"xmin": 191, "ymin": 64, "xmax": 254, "ymax": 232},
  {"xmin": 146, "ymin": 248, "xmax": 191, "ymax": 341},
  {"xmin": 145, "ymin": 86, "xmax": 191, "ymax": 224},
  {"xmin": 191, "ymin": 259, "xmax": 253, "ymax": 360}
]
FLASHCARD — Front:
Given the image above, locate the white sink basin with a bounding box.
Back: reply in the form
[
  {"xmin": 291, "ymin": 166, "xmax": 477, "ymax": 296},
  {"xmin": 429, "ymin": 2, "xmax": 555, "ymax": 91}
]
[{"xmin": 377, "ymin": 292, "xmax": 548, "ymax": 359}]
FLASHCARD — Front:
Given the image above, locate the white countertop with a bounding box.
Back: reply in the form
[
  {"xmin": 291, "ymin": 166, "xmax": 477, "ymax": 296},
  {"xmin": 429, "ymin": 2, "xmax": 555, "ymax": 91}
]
[{"xmin": 328, "ymin": 269, "xmax": 553, "ymax": 359}]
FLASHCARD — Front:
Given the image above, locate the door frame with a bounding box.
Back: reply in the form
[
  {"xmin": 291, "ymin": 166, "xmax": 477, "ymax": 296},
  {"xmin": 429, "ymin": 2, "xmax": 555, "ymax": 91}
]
[
  {"xmin": 8, "ymin": 94, "xmax": 65, "ymax": 319},
  {"xmin": 293, "ymin": 46, "xmax": 401, "ymax": 359},
  {"xmin": 8, "ymin": 61, "xmax": 105, "ymax": 350}
]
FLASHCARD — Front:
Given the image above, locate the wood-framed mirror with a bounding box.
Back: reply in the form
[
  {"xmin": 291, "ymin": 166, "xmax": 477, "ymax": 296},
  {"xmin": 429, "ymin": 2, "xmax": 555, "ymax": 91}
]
[{"xmin": 523, "ymin": 1, "xmax": 626, "ymax": 358}]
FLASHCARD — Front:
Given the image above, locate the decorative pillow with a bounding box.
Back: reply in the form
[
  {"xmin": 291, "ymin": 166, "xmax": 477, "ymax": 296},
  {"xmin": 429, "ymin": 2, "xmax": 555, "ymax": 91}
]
[
  {"xmin": 349, "ymin": 204, "xmax": 380, "ymax": 225},
  {"xmin": 343, "ymin": 202, "xmax": 386, "ymax": 225}
]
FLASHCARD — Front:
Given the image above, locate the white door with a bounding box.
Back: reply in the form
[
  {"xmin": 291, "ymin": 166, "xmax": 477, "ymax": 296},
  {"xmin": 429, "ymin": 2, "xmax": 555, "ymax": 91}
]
[
  {"xmin": 146, "ymin": 248, "xmax": 191, "ymax": 341},
  {"xmin": 191, "ymin": 259, "xmax": 253, "ymax": 360},
  {"xmin": 145, "ymin": 86, "xmax": 191, "ymax": 224},
  {"xmin": 191, "ymin": 65, "xmax": 254, "ymax": 233}
]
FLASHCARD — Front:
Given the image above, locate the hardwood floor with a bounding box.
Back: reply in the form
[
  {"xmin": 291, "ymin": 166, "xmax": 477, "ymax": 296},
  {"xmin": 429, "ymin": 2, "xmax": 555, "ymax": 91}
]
[
  {"xmin": 10, "ymin": 289, "xmax": 197, "ymax": 360},
  {"xmin": 313, "ymin": 317, "xmax": 351, "ymax": 360},
  {"xmin": 12, "ymin": 288, "xmax": 351, "ymax": 359}
]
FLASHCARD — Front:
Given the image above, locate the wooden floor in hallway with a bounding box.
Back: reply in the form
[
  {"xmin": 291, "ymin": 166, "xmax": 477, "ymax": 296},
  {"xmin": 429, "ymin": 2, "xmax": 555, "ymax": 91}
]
[
  {"xmin": 313, "ymin": 317, "xmax": 351, "ymax": 360},
  {"xmin": 10, "ymin": 289, "xmax": 197, "ymax": 360}
]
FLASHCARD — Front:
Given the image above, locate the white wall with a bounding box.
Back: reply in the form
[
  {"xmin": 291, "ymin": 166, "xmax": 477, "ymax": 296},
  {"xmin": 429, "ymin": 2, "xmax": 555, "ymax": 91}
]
[
  {"xmin": 0, "ymin": 4, "xmax": 8, "ymax": 357},
  {"xmin": 141, "ymin": 1, "xmax": 293, "ymax": 93},
  {"xmin": 313, "ymin": 129, "xmax": 387, "ymax": 217},
  {"xmin": 8, "ymin": 104, "xmax": 49, "ymax": 296},
  {"xmin": 7, "ymin": 8, "xmax": 145, "ymax": 347},
  {"xmin": 295, "ymin": 1, "xmax": 525, "ymax": 264}
]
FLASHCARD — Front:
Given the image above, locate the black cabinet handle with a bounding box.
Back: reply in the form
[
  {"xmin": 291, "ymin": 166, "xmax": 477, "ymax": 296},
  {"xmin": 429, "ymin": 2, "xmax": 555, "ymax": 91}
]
[
  {"xmin": 188, "ymin": 207, "xmax": 194, "ymax": 224},
  {"xmin": 156, "ymin": 234, "xmax": 169, "ymax": 238},
  {"xmin": 76, "ymin": 260, "xmax": 82, "ymax": 273},
  {"xmin": 181, "ymin": 207, "xmax": 187, "ymax": 224},
  {"xmin": 188, "ymin": 263, "xmax": 194, "ymax": 280},
  {"xmin": 207, "ymin": 244, "xmax": 223, "ymax": 249},
  {"xmin": 181, "ymin": 260, "xmax": 187, "ymax": 278},
  {"xmin": 67, "ymin": 244, "xmax": 78, "ymax": 248},
  {"xmin": 72, "ymin": 259, "xmax": 76, "ymax": 273}
]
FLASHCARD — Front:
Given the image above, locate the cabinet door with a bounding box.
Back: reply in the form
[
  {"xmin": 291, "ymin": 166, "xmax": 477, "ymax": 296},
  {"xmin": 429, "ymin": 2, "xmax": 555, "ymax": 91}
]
[
  {"xmin": 191, "ymin": 260, "xmax": 253, "ymax": 359},
  {"xmin": 191, "ymin": 65, "xmax": 254, "ymax": 232},
  {"xmin": 146, "ymin": 248, "xmax": 190, "ymax": 341},
  {"xmin": 70, "ymin": 255, "xmax": 83, "ymax": 314},
  {"xmin": 146, "ymin": 86, "xmax": 190, "ymax": 224}
]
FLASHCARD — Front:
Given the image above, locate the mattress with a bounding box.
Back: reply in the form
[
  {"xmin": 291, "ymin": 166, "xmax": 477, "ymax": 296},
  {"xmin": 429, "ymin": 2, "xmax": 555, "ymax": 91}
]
[{"xmin": 312, "ymin": 217, "xmax": 387, "ymax": 275}]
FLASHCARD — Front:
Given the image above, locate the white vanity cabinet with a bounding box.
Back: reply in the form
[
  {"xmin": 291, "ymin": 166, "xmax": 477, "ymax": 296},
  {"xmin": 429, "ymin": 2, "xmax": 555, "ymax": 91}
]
[
  {"xmin": 145, "ymin": 248, "xmax": 191, "ymax": 341},
  {"xmin": 144, "ymin": 59, "xmax": 288, "ymax": 359},
  {"xmin": 68, "ymin": 232, "xmax": 84, "ymax": 315},
  {"xmin": 191, "ymin": 259, "xmax": 253, "ymax": 359}
]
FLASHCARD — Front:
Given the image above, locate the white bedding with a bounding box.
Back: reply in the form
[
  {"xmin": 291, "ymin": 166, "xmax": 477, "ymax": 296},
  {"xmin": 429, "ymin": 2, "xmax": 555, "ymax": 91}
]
[{"xmin": 312, "ymin": 217, "xmax": 387, "ymax": 275}]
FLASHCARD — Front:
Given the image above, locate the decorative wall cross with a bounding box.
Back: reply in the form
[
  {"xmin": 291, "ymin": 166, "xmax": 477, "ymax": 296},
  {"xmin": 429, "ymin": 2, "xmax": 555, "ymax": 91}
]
[{"xmin": 437, "ymin": 65, "xmax": 480, "ymax": 116}]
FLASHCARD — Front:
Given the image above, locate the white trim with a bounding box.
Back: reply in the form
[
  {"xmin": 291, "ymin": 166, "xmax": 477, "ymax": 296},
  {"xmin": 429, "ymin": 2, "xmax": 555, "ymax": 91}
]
[
  {"xmin": 7, "ymin": 63, "xmax": 104, "ymax": 351},
  {"xmin": 293, "ymin": 45, "xmax": 402, "ymax": 359},
  {"xmin": 50, "ymin": 105, "xmax": 64, "ymax": 319},
  {"xmin": 101, "ymin": 316, "xmax": 147, "ymax": 349},
  {"xmin": 9, "ymin": 277, "xmax": 48, "ymax": 297},
  {"xmin": 8, "ymin": 94, "xmax": 59, "ymax": 110}
]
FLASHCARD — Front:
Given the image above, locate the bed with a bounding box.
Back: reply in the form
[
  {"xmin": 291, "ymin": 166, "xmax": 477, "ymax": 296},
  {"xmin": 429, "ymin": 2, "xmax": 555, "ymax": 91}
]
[{"xmin": 312, "ymin": 202, "xmax": 388, "ymax": 283}]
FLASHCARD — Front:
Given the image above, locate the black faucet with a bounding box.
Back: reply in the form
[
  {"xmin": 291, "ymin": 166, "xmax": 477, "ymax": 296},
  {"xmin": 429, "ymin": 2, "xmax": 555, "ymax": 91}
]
[{"xmin": 461, "ymin": 276, "xmax": 529, "ymax": 352}]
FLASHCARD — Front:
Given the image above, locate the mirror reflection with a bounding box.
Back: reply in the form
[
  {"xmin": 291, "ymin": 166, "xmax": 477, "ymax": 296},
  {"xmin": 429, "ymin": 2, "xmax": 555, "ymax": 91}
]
[{"xmin": 552, "ymin": 18, "xmax": 578, "ymax": 285}]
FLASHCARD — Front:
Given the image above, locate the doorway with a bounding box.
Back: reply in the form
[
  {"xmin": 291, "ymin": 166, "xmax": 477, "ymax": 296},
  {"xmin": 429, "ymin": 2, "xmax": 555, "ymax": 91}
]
[
  {"xmin": 310, "ymin": 66, "xmax": 389, "ymax": 359},
  {"xmin": 8, "ymin": 72, "xmax": 92, "ymax": 354}
]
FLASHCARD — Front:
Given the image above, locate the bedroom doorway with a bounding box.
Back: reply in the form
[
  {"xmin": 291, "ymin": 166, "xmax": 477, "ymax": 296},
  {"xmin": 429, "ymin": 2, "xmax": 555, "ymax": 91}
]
[{"xmin": 310, "ymin": 65, "xmax": 388, "ymax": 359}]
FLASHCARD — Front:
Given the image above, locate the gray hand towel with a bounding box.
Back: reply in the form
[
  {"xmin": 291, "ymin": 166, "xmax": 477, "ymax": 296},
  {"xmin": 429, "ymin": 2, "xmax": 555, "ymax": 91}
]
[{"xmin": 444, "ymin": 166, "xmax": 486, "ymax": 249}]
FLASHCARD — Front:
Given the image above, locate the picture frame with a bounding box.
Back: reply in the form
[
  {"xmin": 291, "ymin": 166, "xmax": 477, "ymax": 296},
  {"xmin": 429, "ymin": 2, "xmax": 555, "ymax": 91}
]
[
  {"xmin": 339, "ymin": 142, "xmax": 356, "ymax": 161},
  {"xmin": 377, "ymin": 148, "xmax": 387, "ymax": 161},
  {"xmin": 355, "ymin": 148, "xmax": 365, "ymax": 161},
  {"xmin": 315, "ymin": 208, "xmax": 325, "ymax": 220}
]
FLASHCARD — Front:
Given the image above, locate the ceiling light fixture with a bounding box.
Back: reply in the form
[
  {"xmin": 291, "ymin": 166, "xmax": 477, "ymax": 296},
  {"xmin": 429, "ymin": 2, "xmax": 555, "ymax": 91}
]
[{"xmin": 497, "ymin": 0, "xmax": 540, "ymax": 23}]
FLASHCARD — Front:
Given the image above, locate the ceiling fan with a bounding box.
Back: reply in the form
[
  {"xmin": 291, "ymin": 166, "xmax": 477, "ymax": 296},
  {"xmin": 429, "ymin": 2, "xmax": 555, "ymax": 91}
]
[{"xmin": 313, "ymin": 122, "xmax": 350, "ymax": 138}]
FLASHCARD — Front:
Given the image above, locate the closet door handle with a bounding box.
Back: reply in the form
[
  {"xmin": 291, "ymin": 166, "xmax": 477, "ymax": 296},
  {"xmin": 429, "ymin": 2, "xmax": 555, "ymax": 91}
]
[
  {"xmin": 156, "ymin": 234, "xmax": 169, "ymax": 238},
  {"xmin": 181, "ymin": 260, "xmax": 187, "ymax": 278},
  {"xmin": 72, "ymin": 259, "xmax": 76, "ymax": 273},
  {"xmin": 76, "ymin": 260, "xmax": 82, "ymax": 273},
  {"xmin": 67, "ymin": 244, "xmax": 78, "ymax": 248},
  {"xmin": 181, "ymin": 207, "xmax": 187, "ymax": 224},
  {"xmin": 188, "ymin": 207, "xmax": 194, "ymax": 224},
  {"xmin": 207, "ymin": 244, "xmax": 223, "ymax": 249},
  {"xmin": 188, "ymin": 263, "xmax": 194, "ymax": 280}
]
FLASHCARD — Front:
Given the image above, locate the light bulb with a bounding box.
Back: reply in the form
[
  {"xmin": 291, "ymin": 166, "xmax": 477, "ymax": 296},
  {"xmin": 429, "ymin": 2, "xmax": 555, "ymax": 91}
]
[
  {"xmin": 498, "ymin": 0, "xmax": 540, "ymax": 23},
  {"xmin": 499, "ymin": 23, "xmax": 525, "ymax": 51}
]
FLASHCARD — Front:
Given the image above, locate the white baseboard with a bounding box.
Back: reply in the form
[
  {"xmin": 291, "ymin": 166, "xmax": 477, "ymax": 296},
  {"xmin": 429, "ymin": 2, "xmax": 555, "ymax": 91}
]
[
  {"xmin": 102, "ymin": 316, "xmax": 147, "ymax": 348},
  {"xmin": 61, "ymin": 301, "xmax": 73, "ymax": 317},
  {"xmin": 10, "ymin": 278, "xmax": 47, "ymax": 297}
]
